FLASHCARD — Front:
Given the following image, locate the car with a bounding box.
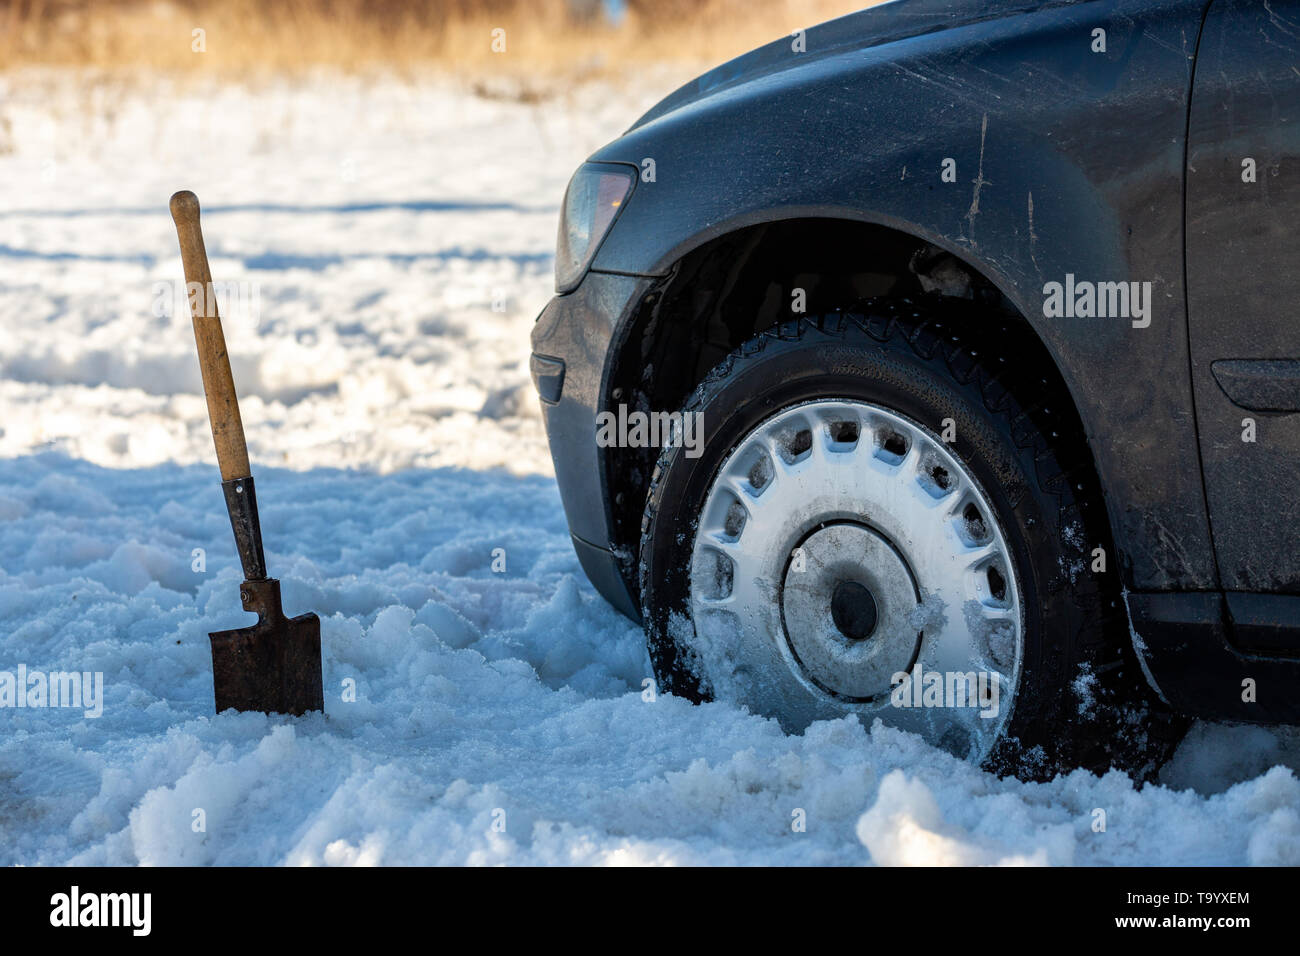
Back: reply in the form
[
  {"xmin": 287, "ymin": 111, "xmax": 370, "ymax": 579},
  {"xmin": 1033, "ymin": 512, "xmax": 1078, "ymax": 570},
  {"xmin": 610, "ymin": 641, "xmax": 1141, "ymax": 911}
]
[{"xmin": 530, "ymin": 0, "xmax": 1300, "ymax": 779}]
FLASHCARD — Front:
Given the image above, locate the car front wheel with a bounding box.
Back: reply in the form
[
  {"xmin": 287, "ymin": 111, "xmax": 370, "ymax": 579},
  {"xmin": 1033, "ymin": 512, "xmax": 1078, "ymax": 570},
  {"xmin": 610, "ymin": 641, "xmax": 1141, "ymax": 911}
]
[{"xmin": 638, "ymin": 301, "xmax": 1182, "ymax": 779}]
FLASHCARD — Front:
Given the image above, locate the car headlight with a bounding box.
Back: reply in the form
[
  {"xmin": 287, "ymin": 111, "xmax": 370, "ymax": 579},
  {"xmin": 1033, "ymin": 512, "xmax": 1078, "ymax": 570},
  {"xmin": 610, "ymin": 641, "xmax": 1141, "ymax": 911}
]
[{"xmin": 555, "ymin": 163, "xmax": 635, "ymax": 293}]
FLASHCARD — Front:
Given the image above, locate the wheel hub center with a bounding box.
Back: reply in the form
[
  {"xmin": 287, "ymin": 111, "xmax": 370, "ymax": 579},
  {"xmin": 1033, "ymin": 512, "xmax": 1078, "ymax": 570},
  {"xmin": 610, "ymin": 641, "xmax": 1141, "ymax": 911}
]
[
  {"xmin": 830, "ymin": 580, "xmax": 878, "ymax": 641},
  {"xmin": 779, "ymin": 522, "xmax": 920, "ymax": 701}
]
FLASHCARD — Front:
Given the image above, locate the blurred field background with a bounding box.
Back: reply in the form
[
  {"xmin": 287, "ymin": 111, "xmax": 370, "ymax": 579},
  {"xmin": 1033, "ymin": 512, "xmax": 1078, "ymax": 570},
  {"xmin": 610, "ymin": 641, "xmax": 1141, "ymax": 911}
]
[{"xmin": 1, "ymin": 0, "xmax": 879, "ymax": 85}]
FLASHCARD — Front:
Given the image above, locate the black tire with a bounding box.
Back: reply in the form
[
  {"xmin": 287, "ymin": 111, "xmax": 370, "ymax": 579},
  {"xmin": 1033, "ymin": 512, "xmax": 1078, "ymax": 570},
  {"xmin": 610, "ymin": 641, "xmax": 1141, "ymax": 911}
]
[{"xmin": 638, "ymin": 299, "xmax": 1186, "ymax": 780}]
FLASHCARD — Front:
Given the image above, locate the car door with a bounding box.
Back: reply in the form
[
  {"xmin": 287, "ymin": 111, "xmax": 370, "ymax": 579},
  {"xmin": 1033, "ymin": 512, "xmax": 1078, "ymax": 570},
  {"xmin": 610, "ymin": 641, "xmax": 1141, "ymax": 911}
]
[{"xmin": 1186, "ymin": 0, "xmax": 1300, "ymax": 642}]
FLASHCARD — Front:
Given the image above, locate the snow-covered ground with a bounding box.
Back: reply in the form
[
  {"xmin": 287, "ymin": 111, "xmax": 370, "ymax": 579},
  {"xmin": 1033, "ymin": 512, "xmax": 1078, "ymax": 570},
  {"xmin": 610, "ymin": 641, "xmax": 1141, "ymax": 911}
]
[{"xmin": 0, "ymin": 72, "xmax": 1298, "ymax": 865}]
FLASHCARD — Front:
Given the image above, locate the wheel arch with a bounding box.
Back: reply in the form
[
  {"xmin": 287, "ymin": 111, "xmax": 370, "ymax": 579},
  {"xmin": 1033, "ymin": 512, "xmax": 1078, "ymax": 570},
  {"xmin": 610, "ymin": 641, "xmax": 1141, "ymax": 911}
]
[{"xmin": 599, "ymin": 213, "xmax": 1124, "ymax": 605}]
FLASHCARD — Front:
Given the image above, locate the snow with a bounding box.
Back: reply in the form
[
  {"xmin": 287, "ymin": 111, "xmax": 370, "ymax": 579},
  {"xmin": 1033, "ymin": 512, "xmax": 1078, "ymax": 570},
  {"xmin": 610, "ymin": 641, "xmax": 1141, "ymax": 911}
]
[{"xmin": 1, "ymin": 71, "xmax": 1299, "ymax": 865}]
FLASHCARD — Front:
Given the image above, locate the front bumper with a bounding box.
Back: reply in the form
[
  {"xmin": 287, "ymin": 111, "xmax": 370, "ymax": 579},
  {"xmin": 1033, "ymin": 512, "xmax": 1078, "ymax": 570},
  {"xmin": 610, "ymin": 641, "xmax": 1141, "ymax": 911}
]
[{"xmin": 530, "ymin": 271, "xmax": 655, "ymax": 621}]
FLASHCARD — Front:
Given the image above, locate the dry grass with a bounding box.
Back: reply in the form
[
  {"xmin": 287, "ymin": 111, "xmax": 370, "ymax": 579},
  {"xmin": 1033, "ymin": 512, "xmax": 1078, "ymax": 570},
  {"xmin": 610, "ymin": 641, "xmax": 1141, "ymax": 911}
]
[{"xmin": 0, "ymin": 0, "xmax": 881, "ymax": 83}]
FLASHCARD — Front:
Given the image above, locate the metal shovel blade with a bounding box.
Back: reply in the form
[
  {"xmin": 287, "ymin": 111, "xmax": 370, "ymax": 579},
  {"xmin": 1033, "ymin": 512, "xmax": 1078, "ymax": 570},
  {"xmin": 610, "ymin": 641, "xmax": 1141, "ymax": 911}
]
[{"xmin": 209, "ymin": 577, "xmax": 324, "ymax": 716}]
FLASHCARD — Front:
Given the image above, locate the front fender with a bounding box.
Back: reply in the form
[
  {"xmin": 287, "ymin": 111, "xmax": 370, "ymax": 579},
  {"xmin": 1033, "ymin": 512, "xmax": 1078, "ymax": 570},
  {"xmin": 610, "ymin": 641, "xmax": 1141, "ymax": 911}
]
[{"xmin": 588, "ymin": 0, "xmax": 1216, "ymax": 592}]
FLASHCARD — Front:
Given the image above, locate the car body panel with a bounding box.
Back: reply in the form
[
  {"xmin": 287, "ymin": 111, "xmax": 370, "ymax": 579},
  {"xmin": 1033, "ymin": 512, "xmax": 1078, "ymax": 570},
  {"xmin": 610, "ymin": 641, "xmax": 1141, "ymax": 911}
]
[
  {"xmin": 532, "ymin": 271, "xmax": 654, "ymax": 614},
  {"xmin": 1186, "ymin": 0, "xmax": 1300, "ymax": 594},
  {"xmin": 628, "ymin": 0, "xmax": 1064, "ymax": 132}
]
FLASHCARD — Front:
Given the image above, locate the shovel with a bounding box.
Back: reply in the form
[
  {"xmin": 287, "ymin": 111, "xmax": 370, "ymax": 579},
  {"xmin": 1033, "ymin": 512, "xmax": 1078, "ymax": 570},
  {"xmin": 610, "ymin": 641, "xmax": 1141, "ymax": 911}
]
[{"xmin": 170, "ymin": 190, "xmax": 324, "ymax": 716}]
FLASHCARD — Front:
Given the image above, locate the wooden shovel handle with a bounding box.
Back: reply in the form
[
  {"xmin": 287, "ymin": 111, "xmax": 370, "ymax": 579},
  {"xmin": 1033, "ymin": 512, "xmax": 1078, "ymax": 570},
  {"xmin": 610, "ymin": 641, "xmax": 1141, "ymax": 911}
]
[{"xmin": 170, "ymin": 190, "xmax": 251, "ymax": 482}]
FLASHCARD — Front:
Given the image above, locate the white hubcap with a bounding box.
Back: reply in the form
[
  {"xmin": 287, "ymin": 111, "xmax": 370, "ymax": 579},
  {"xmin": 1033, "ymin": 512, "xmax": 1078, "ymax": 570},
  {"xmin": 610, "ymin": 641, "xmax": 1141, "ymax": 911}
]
[{"xmin": 688, "ymin": 399, "xmax": 1023, "ymax": 762}]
